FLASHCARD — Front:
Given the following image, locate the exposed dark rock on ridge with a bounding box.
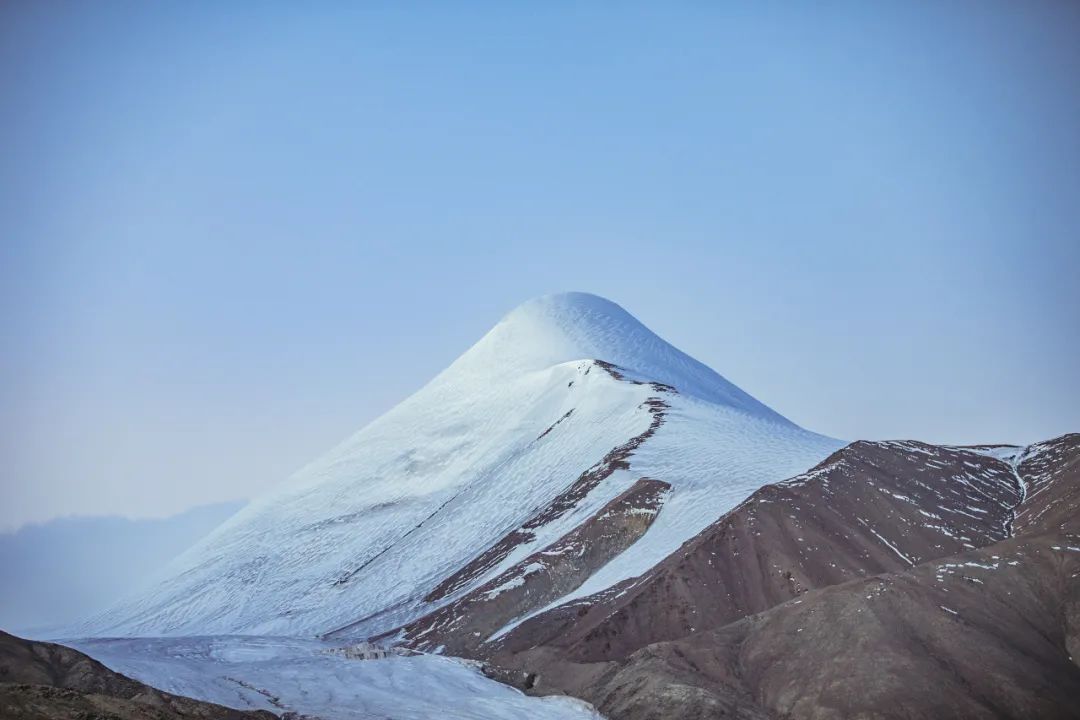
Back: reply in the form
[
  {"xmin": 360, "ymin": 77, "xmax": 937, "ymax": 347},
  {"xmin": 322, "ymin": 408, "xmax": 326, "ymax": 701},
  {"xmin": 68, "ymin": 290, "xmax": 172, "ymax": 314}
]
[
  {"xmin": 321, "ymin": 359, "xmax": 676, "ymax": 642},
  {"xmin": 392, "ymin": 476, "xmax": 671, "ymax": 655},
  {"xmin": 0, "ymin": 630, "xmax": 276, "ymax": 720},
  {"xmin": 422, "ymin": 368, "xmax": 670, "ymax": 606}
]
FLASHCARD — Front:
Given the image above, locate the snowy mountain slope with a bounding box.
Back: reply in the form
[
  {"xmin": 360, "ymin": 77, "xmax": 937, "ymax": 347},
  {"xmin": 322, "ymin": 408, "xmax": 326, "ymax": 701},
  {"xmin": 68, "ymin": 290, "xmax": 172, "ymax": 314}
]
[
  {"xmin": 67, "ymin": 636, "xmax": 603, "ymax": 720},
  {"xmin": 82, "ymin": 293, "xmax": 842, "ymax": 639}
]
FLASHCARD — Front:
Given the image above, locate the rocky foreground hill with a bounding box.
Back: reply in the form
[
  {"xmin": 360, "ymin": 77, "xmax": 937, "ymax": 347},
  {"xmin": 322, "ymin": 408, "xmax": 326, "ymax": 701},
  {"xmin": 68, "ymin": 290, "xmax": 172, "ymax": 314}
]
[{"xmin": 0, "ymin": 630, "xmax": 276, "ymax": 720}]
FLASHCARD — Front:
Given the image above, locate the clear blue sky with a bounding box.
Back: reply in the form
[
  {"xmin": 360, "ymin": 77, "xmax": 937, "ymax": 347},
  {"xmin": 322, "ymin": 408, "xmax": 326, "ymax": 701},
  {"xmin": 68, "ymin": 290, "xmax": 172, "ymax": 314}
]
[{"xmin": 2, "ymin": 2, "xmax": 1078, "ymax": 530}]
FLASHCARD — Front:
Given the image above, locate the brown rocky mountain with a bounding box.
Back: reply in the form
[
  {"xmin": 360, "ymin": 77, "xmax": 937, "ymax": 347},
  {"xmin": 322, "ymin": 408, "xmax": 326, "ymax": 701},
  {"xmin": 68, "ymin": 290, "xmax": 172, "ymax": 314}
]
[
  {"xmin": 0, "ymin": 630, "xmax": 276, "ymax": 720},
  {"xmin": 408, "ymin": 433, "xmax": 1079, "ymax": 719},
  {"xmin": 486, "ymin": 439, "xmax": 1025, "ymax": 663}
]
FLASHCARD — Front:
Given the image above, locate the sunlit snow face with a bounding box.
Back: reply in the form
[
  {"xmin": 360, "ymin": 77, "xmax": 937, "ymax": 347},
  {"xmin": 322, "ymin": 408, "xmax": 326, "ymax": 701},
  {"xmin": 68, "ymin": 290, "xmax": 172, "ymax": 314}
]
[{"xmin": 73, "ymin": 293, "xmax": 841, "ymax": 640}]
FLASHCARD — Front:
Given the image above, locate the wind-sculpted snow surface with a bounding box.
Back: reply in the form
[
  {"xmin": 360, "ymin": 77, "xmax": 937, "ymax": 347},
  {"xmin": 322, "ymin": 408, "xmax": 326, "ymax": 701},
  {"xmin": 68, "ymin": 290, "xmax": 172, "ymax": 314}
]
[{"xmin": 82, "ymin": 293, "xmax": 841, "ymax": 640}]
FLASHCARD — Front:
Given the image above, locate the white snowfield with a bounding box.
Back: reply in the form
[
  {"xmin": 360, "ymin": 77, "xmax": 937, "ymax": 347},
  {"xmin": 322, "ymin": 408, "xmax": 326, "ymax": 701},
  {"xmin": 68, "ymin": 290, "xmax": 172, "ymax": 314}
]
[
  {"xmin": 69, "ymin": 636, "xmax": 603, "ymax": 720},
  {"xmin": 81, "ymin": 292, "xmax": 843, "ymax": 640}
]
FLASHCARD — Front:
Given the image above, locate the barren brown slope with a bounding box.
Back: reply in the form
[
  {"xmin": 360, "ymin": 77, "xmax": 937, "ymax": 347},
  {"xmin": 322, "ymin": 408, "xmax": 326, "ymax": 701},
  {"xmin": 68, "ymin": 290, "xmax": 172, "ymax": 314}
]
[
  {"xmin": 490, "ymin": 439, "xmax": 1023, "ymax": 663},
  {"xmin": 481, "ymin": 433, "xmax": 1080, "ymax": 720},
  {"xmin": 0, "ymin": 631, "xmax": 276, "ymax": 720},
  {"xmin": 585, "ymin": 529, "xmax": 1080, "ymax": 720},
  {"xmin": 1014, "ymin": 433, "xmax": 1080, "ymax": 535}
]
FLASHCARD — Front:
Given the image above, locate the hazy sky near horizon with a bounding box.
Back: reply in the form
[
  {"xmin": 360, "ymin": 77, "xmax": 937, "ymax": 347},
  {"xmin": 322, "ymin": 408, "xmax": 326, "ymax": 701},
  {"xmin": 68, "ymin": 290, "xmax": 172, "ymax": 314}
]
[{"xmin": 2, "ymin": 2, "xmax": 1078, "ymax": 531}]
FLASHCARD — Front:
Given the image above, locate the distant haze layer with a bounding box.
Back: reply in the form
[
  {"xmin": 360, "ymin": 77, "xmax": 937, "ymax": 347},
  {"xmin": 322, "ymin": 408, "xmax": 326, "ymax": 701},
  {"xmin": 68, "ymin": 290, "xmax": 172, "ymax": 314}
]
[{"xmin": 0, "ymin": 501, "xmax": 243, "ymax": 634}]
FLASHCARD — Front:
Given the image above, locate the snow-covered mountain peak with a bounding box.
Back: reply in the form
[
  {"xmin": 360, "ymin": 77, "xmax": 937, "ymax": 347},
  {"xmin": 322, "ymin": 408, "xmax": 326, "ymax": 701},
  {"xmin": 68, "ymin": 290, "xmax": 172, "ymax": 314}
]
[
  {"xmin": 444, "ymin": 292, "xmax": 789, "ymax": 423},
  {"xmin": 80, "ymin": 292, "xmax": 839, "ymax": 639}
]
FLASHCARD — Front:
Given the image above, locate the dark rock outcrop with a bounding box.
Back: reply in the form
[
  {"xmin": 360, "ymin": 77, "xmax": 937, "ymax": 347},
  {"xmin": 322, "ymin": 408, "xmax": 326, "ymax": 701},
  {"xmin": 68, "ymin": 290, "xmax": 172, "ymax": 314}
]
[
  {"xmin": 391, "ymin": 476, "xmax": 672, "ymax": 654},
  {"xmin": 423, "ymin": 384, "xmax": 670, "ymax": 606}
]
